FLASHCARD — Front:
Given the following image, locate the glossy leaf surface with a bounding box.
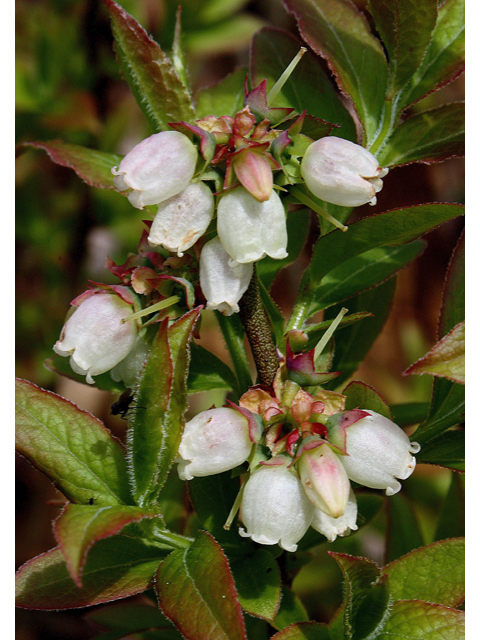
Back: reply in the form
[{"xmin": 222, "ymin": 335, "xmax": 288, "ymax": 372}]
[
  {"xmin": 195, "ymin": 67, "xmax": 247, "ymax": 119},
  {"xmin": 343, "ymin": 380, "xmax": 392, "ymax": 419},
  {"xmin": 379, "ymin": 600, "xmax": 464, "ymax": 639},
  {"xmin": 230, "ymin": 548, "xmax": 281, "ymax": 622},
  {"xmin": 188, "ymin": 343, "xmax": 238, "ymax": 392}
]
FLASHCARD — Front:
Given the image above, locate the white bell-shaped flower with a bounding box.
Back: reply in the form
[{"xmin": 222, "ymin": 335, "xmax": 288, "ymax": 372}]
[
  {"xmin": 199, "ymin": 236, "xmax": 253, "ymax": 315},
  {"xmin": 297, "ymin": 441, "xmax": 351, "ymax": 518},
  {"xmin": 177, "ymin": 407, "xmax": 253, "ymax": 481},
  {"xmin": 239, "ymin": 459, "xmax": 315, "ymax": 552},
  {"xmin": 112, "ymin": 131, "xmax": 198, "ymax": 209},
  {"xmin": 148, "ymin": 182, "xmax": 215, "ymax": 256},
  {"xmin": 53, "ymin": 291, "xmax": 138, "ymax": 384},
  {"xmin": 311, "ymin": 488, "xmax": 358, "ymax": 542},
  {"xmin": 301, "ymin": 136, "xmax": 388, "ymax": 207},
  {"xmin": 217, "ymin": 187, "xmax": 288, "ymax": 265},
  {"xmin": 110, "ymin": 335, "xmax": 150, "ymax": 388},
  {"xmin": 329, "ymin": 410, "xmax": 421, "ymax": 496}
]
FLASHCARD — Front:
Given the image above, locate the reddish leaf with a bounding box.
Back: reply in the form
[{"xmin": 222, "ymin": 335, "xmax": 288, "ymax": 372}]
[
  {"xmin": 54, "ymin": 504, "xmax": 159, "ymax": 587},
  {"xmin": 156, "ymin": 531, "xmax": 247, "ymax": 640},
  {"xmin": 270, "ymin": 622, "xmax": 332, "ymax": 639}
]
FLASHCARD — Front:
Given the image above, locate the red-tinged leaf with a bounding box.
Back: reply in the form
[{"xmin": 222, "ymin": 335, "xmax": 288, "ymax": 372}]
[
  {"xmin": 368, "ymin": 0, "xmax": 437, "ymax": 96},
  {"xmin": 15, "ymin": 536, "xmax": 168, "ymax": 610},
  {"xmin": 282, "ymin": 0, "xmax": 388, "ymax": 143},
  {"xmin": 128, "ymin": 308, "xmax": 201, "ymax": 508},
  {"xmin": 380, "ymin": 600, "xmax": 465, "ymax": 638},
  {"xmin": 155, "ymin": 531, "xmax": 247, "ymax": 640},
  {"xmin": 343, "ymin": 380, "xmax": 392, "ymax": 419},
  {"xmin": 399, "ymin": 0, "xmax": 465, "ymax": 110},
  {"xmin": 378, "ymin": 102, "xmax": 465, "ymax": 167},
  {"xmin": 439, "ymin": 230, "xmax": 465, "ymax": 337},
  {"xmin": 249, "ymin": 27, "xmax": 356, "ymax": 141},
  {"xmin": 270, "ymin": 622, "xmax": 332, "ymax": 639},
  {"xmin": 329, "ymin": 553, "xmax": 390, "ymax": 638},
  {"xmin": 403, "ymin": 321, "xmax": 464, "ymax": 384},
  {"xmin": 382, "ymin": 538, "xmax": 465, "ymax": 607},
  {"xmin": 15, "ymin": 379, "xmax": 132, "ymax": 506},
  {"xmin": 54, "ymin": 504, "xmax": 159, "ymax": 587},
  {"xmin": 104, "ymin": 0, "xmax": 195, "ymax": 132},
  {"xmin": 21, "ymin": 141, "xmax": 121, "ymax": 189}
]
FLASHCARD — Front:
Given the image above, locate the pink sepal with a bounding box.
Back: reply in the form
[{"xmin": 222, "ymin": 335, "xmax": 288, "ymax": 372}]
[{"xmin": 226, "ymin": 400, "xmax": 264, "ymax": 444}]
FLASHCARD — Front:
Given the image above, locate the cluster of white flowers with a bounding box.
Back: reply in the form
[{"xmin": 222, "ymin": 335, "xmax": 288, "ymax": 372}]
[{"xmin": 176, "ymin": 407, "xmax": 420, "ymax": 551}]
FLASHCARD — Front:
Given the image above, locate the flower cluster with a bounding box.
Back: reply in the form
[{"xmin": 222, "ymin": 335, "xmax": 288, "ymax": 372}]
[{"xmin": 176, "ymin": 354, "xmax": 420, "ymax": 551}]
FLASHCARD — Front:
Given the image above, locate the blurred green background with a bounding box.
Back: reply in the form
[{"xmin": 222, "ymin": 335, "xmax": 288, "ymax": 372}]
[{"xmin": 16, "ymin": 1, "xmax": 464, "ymax": 638}]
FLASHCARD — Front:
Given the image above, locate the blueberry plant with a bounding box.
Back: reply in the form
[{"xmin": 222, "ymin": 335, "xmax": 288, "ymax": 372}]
[{"xmin": 16, "ymin": 0, "xmax": 465, "ymax": 638}]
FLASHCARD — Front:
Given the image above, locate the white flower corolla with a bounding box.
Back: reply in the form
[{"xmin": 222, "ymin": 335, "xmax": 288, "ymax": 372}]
[
  {"xmin": 239, "ymin": 460, "xmax": 315, "ymax": 552},
  {"xmin": 297, "ymin": 442, "xmax": 351, "ymax": 518},
  {"xmin": 148, "ymin": 182, "xmax": 215, "ymax": 256},
  {"xmin": 329, "ymin": 410, "xmax": 421, "ymax": 496},
  {"xmin": 216, "ymin": 187, "xmax": 288, "ymax": 265},
  {"xmin": 112, "ymin": 131, "xmax": 198, "ymax": 209},
  {"xmin": 53, "ymin": 291, "xmax": 137, "ymax": 384},
  {"xmin": 311, "ymin": 488, "xmax": 358, "ymax": 542},
  {"xmin": 177, "ymin": 407, "xmax": 253, "ymax": 481},
  {"xmin": 110, "ymin": 334, "xmax": 150, "ymax": 388},
  {"xmin": 301, "ymin": 136, "xmax": 388, "ymax": 207},
  {"xmin": 199, "ymin": 236, "xmax": 253, "ymax": 315}
]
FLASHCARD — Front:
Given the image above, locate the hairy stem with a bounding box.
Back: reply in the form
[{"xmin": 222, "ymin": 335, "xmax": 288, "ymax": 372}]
[{"xmin": 239, "ymin": 266, "xmax": 279, "ymax": 387}]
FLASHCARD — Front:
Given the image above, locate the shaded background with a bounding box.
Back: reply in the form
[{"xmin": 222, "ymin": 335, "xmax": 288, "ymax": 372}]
[{"xmin": 16, "ymin": 0, "xmax": 464, "ymax": 637}]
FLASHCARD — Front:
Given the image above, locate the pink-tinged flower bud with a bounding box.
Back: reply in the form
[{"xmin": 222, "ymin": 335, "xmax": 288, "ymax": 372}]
[
  {"xmin": 301, "ymin": 136, "xmax": 388, "ymax": 207},
  {"xmin": 148, "ymin": 182, "xmax": 214, "ymax": 256},
  {"xmin": 217, "ymin": 187, "xmax": 288, "ymax": 265},
  {"xmin": 53, "ymin": 291, "xmax": 138, "ymax": 384},
  {"xmin": 311, "ymin": 488, "xmax": 358, "ymax": 542},
  {"xmin": 112, "ymin": 131, "xmax": 198, "ymax": 209},
  {"xmin": 199, "ymin": 236, "xmax": 253, "ymax": 315},
  {"xmin": 110, "ymin": 335, "xmax": 150, "ymax": 388},
  {"xmin": 328, "ymin": 410, "xmax": 421, "ymax": 496},
  {"xmin": 177, "ymin": 407, "xmax": 253, "ymax": 481},
  {"xmin": 297, "ymin": 441, "xmax": 351, "ymax": 518},
  {"xmin": 239, "ymin": 459, "xmax": 315, "ymax": 552}
]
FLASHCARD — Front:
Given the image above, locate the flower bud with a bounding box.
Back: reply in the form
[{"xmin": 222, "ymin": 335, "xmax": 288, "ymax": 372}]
[
  {"xmin": 239, "ymin": 459, "xmax": 315, "ymax": 552},
  {"xmin": 199, "ymin": 236, "xmax": 253, "ymax": 315},
  {"xmin": 110, "ymin": 335, "xmax": 150, "ymax": 388},
  {"xmin": 217, "ymin": 187, "xmax": 288, "ymax": 265},
  {"xmin": 301, "ymin": 136, "xmax": 388, "ymax": 207},
  {"xmin": 328, "ymin": 410, "xmax": 421, "ymax": 496},
  {"xmin": 297, "ymin": 441, "xmax": 351, "ymax": 518},
  {"xmin": 112, "ymin": 131, "xmax": 198, "ymax": 209},
  {"xmin": 148, "ymin": 182, "xmax": 215, "ymax": 256},
  {"xmin": 177, "ymin": 407, "xmax": 253, "ymax": 481},
  {"xmin": 311, "ymin": 488, "xmax": 358, "ymax": 542},
  {"xmin": 53, "ymin": 290, "xmax": 138, "ymax": 384}
]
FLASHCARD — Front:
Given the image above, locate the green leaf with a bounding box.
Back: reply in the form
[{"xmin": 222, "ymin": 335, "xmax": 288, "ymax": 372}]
[
  {"xmin": 434, "ymin": 473, "xmax": 465, "ymax": 541},
  {"xmin": 129, "ymin": 309, "xmax": 201, "ymax": 507},
  {"xmin": 303, "ymin": 312, "xmax": 373, "ymax": 351},
  {"xmin": 378, "ymin": 102, "xmax": 465, "ymax": 167},
  {"xmin": 85, "ymin": 604, "xmax": 181, "ymax": 640},
  {"xmin": 310, "ymin": 241, "xmax": 425, "ymax": 315},
  {"xmin": 404, "ymin": 321, "xmax": 465, "ymax": 384},
  {"xmin": 257, "ymin": 279, "xmax": 285, "ymax": 349},
  {"xmin": 53, "ymin": 504, "xmax": 158, "ymax": 587},
  {"xmin": 383, "ymin": 538, "xmax": 464, "ymax": 607},
  {"xmin": 21, "ymin": 141, "xmax": 121, "ymax": 189},
  {"xmin": 283, "ymin": 0, "xmax": 389, "ymax": 143},
  {"xmin": 378, "ymin": 600, "xmax": 464, "ymax": 639},
  {"xmin": 399, "ymin": 0, "xmax": 465, "ymax": 110},
  {"xmin": 184, "ymin": 15, "xmax": 265, "ymax": 57},
  {"xmin": 440, "ymin": 230, "xmax": 465, "ymax": 336},
  {"xmin": 215, "ymin": 311, "xmax": 253, "ymax": 397},
  {"xmin": 195, "ymin": 67, "xmax": 247, "ymax": 119},
  {"xmin": 230, "ymin": 548, "xmax": 281, "ymax": 622},
  {"xmin": 15, "ymin": 536, "xmax": 167, "ymax": 610},
  {"xmin": 324, "ymin": 278, "xmax": 396, "ymax": 388},
  {"xmin": 389, "ymin": 402, "xmax": 431, "ymax": 427},
  {"xmin": 330, "ymin": 553, "xmax": 390, "ymax": 640},
  {"xmin": 199, "ymin": 0, "xmax": 251, "ymax": 24},
  {"xmin": 15, "ymin": 379, "xmax": 132, "ymax": 506},
  {"xmin": 273, "ymin": 586, "xmax": 309, "ymax": 630},
  {"xmin": 257, "ymin": 209, "xmax": 311, "ymax": 291},
  {"xmin": 385, "ymin": 493, "xmax": 424, "ymax": 564},
  {"xmin": 416, "ymin": 429, "xmax": 464, "ymax": 471},
  {"xmin": 249, "ymin": 27, "xmax": 356, "ymax": 141},
  {"xmin": 271, "ymin": 622, "xmax": 333, "ymax": 639},
  {"xmin": 155, "ymin": 531, "xmax": 247, "ymax": 640},
  {"xmin": 188, "ymin": 343, "xmax": 238, "ymax": 393},
  {"xmin": 368, "ymin": 0, "xmax": 437, "ymax": 96},
  {"xmin": 343, "ymin": 380, "xmax": 392, "ymax": 419},
  {"xmin": 44, "ymin": 355, "xmax": 124, "ymax": 392},
  {"xmin": 104, "ymin": 0, "xmax": 195, "ymax": 132},
  {"xmin": 415, "ymin": 378, "xmax": 464, "ymax": 445}
]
